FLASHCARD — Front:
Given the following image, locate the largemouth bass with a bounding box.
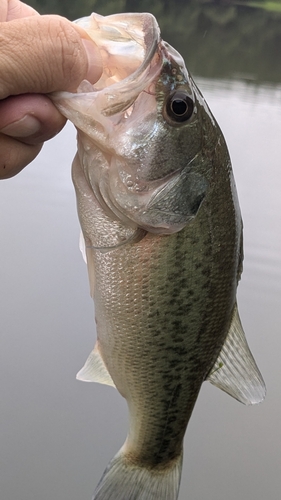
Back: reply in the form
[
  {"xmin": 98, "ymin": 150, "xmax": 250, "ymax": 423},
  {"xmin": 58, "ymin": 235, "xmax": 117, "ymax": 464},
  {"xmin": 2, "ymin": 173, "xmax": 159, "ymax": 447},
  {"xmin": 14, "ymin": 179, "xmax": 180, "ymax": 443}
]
[{"xmin": 52, "ymin": 12, "xmax": 265, "ymax": 500}]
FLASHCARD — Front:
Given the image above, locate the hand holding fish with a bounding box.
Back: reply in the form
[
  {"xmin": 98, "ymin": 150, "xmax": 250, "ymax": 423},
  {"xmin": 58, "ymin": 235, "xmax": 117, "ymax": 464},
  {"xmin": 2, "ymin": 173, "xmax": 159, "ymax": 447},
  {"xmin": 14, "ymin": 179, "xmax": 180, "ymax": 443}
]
[{"xmin": 0, "ymin": 1, "xmax": 102, "ymax": 178}]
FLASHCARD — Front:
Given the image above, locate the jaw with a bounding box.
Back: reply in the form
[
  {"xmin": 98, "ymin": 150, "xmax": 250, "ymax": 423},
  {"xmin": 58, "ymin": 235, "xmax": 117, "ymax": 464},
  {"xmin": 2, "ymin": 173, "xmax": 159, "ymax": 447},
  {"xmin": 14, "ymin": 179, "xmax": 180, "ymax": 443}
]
[
  {"xmin": 51, "ymin": 13, "xmax": 204, "ymax": 235},
  {"xmin": 52, "ymin": 13, "xmax": 161, "ymax": 126}
]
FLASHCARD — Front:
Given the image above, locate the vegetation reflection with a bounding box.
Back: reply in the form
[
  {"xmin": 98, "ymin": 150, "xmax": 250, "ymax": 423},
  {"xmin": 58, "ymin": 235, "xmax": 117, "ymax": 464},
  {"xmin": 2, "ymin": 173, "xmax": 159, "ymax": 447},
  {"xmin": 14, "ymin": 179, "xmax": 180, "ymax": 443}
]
[{"xmin": 28, "ymin": 0, "xmax": 281, "ymax": 83}]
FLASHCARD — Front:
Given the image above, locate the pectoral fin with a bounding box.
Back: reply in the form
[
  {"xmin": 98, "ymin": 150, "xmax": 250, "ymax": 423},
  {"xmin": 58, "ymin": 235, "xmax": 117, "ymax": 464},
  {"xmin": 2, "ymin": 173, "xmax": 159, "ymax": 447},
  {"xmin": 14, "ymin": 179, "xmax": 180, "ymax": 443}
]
[
  {"xmin": 76, "ymin": 343, "xmax": 116, "ymax": 388},
  {"xmin": 79, "ymin": 231, "xmax": 87, "ymax": 263},
  {"xmin": 207, "ymin": 304, "xmax": 266, "ymax": 405}
]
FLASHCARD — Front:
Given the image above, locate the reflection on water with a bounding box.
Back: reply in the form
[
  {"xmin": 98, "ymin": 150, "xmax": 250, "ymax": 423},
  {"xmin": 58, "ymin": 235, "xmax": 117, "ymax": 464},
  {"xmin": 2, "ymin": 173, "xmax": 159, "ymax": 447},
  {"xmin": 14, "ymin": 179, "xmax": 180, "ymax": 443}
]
[
  {"xmin": 1, "ymin": 78, "xmax": 280, "ymax": 500},
  {"xmin": 0, "ymin": 4, "xmax": 281, "ymax": 500},
  {"xmin": 29, "ymin": 0, "xmax": 281, "ymax": 84}
]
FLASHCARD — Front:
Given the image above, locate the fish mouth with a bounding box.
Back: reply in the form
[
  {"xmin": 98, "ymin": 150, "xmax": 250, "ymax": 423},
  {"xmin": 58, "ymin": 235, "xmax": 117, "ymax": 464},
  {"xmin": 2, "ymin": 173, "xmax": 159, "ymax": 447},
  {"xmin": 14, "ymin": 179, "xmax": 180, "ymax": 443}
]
[
  {"xmin": 77, "ymin": 12, "xmax": 161, "ymax": 89},
  {"xmin": 82, "ymin": 12, "xmax": 162, "ymax": 117},
  {"xmin": 51, "ymin": 13, "xmax": 164, "ymax": 126}
]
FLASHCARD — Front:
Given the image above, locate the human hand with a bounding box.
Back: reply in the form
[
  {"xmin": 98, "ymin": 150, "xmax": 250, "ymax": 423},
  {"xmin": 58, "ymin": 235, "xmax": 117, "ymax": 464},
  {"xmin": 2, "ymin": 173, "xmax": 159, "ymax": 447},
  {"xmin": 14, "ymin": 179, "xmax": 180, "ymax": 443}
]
[{"xmin": 0, "ymin": 1, "xmax": 102, "ymax": 178}]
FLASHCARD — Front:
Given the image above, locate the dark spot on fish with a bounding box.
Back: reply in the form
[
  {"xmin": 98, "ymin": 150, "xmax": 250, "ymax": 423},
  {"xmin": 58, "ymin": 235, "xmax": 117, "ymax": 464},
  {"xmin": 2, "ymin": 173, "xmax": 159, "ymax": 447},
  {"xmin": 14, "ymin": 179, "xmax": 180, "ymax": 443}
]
[
  {"xmin": 171, "ymin": 319, "xmax": 181, "ymax": 330},
  {"xmin": 202, "ymin": 267, "xmax": 211, "ymax": 278},
  {"xmin": 170, "ymin": 346, "xmax": 188, "ymax": 356},
  {"xmin": 167, "ymin": 415, "xmax": 178, "ymax": 424},
  {"xmin": 172, "ymin": 337, "xmax": 185, "ymax": 344},
  {"xmin": 202, "ymin": 280, "xmax": 211, "ymax": 290},
  {"xmin": 168, "ymin": 359, "xmax": 181, "ymax": 369}
]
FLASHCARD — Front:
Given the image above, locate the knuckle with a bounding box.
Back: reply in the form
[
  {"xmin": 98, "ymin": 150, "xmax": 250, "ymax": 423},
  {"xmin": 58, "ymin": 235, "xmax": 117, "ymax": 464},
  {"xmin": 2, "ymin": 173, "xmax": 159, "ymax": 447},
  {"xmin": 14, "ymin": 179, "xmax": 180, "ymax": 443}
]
[{"xmin": 46, "ymin": 16, "xmax": 87, "ymax": 89}]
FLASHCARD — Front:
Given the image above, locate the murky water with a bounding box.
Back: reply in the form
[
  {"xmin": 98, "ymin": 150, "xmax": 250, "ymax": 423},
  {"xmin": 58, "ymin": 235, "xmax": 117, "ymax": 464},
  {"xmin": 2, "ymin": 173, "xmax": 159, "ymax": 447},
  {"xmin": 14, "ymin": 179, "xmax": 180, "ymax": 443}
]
[{"xmin": 1, "ymin": 12, "xmax": 281, "ymax": 500}]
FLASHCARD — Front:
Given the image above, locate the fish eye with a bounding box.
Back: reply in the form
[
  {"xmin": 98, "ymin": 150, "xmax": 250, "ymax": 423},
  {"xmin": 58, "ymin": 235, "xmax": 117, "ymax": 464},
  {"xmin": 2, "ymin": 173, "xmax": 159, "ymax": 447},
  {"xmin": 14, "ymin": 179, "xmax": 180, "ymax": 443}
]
[{"xmin": 165, "ymin": 91, "xmax": 194, "ymax": 123}]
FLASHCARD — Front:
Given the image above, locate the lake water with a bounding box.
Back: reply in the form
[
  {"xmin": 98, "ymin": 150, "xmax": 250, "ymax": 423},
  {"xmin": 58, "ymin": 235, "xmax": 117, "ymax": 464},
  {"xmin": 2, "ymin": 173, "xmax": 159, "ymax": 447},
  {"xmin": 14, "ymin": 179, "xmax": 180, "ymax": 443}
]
[{"xmin": 1, "ymin": 22, "xmax": 281, "ymax": 500}]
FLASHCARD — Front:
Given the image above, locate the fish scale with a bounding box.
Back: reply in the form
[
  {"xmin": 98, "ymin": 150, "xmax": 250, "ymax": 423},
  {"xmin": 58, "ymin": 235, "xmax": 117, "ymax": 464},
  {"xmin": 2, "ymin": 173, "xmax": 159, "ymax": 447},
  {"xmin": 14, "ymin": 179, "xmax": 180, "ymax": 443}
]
[{"xmin": 91, "ymin": 195, "xmax": 236, "ymax": 463}]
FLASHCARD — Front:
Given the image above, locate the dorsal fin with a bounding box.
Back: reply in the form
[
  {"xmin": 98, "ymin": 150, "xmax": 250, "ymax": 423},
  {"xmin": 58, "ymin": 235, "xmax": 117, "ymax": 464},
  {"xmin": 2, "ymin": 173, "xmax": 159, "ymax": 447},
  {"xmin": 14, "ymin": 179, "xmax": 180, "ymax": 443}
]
[
  {"xmin": 76, "ymin": 343, "xmax": 116, "ymax": 388},
  {"xmin": 207, "ymin": 304, "xmax": 266, "ymax": 405}
]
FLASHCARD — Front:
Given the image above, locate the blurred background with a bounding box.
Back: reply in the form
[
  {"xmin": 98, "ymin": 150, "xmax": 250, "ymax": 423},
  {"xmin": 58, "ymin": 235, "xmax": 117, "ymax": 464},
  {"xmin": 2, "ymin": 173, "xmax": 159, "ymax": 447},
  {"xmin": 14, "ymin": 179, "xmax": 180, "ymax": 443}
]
[{"xmin": 0, "ymin": 1, "xmax": 280, "ymax": 499}]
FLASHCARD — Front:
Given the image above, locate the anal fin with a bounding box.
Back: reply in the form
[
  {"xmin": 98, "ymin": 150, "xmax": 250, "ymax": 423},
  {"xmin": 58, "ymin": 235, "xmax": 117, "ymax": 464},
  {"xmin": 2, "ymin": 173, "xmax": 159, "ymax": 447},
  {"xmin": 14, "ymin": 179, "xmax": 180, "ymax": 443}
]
[
  {"xmin": 207, "ymin": 303, "xmax": 266, "ymax": 405},
  {"xmin": 76, "ymin": 343, "xmax": 116, "ymax": 388}
]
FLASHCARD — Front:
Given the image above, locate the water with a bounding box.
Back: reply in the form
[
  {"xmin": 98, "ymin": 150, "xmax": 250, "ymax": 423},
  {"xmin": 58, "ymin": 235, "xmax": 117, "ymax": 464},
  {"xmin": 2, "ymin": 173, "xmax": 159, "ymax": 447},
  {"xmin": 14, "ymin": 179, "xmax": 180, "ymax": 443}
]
[{"xmin": 1, "ymin": 12, "xmax": 281, "ymax": 500}]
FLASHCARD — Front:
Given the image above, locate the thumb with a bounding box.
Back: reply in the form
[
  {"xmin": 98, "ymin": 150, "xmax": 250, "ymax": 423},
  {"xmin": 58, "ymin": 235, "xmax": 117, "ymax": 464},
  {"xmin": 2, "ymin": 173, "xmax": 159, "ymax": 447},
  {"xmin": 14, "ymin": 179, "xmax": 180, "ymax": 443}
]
[{"xmin": 0, "ymin": 15, "xmax": 102, "ymax": 99}]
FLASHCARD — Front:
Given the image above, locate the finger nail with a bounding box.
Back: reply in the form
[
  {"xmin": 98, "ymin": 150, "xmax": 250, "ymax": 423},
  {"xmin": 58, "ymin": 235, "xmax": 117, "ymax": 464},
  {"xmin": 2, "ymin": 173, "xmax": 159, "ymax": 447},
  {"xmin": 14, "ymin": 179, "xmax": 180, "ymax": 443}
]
[
  {"xmin": 82, "ymin": 39, "xmax": 103, "ymax": 84},
  {"xmin": 0, "ymin": 115, "xmax": 41, "ymax": 138}
]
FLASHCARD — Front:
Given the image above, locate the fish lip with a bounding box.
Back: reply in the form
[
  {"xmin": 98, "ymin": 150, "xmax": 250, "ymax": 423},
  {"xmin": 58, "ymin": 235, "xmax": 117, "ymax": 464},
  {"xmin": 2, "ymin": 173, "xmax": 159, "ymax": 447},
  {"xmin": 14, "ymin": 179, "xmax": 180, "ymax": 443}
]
[
  {"xmin": 161, "ymin": 41, "xmax": 185, "ymax": 65},
  {"xmin": 89, "ymin": 12, "xmax": 163, "ymax": 117}
]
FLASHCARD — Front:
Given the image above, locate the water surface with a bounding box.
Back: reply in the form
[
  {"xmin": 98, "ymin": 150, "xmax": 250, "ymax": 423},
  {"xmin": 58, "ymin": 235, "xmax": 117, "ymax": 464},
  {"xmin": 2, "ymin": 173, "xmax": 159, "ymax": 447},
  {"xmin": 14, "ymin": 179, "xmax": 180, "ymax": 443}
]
[{"xmin": 0, "ymin": 6, "xmax": 281, "ymax": 500}]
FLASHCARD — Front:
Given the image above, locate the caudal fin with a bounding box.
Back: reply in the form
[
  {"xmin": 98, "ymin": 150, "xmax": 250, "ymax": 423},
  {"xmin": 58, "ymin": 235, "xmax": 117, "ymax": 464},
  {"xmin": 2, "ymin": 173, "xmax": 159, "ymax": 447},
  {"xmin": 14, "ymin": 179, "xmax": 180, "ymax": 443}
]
[{"xmin": 93, "ymin": 448, "xmax": 183, "ymax": 500}]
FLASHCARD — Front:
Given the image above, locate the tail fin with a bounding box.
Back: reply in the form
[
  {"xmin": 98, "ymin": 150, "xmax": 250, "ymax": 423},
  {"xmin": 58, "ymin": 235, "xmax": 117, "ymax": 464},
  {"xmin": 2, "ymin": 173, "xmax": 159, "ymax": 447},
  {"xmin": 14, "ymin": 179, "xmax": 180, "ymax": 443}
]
[{"xmin": 93, "ymin": 449, "xmax": 183, "ymax": 500}]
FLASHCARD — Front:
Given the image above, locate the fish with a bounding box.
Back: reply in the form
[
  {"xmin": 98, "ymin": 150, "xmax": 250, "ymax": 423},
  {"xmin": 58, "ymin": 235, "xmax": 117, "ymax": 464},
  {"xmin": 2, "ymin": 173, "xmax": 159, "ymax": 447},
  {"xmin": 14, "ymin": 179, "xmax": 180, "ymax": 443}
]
[{"xmin": 51, "ymin": 12, "xmax": 266, "ymax": 500}]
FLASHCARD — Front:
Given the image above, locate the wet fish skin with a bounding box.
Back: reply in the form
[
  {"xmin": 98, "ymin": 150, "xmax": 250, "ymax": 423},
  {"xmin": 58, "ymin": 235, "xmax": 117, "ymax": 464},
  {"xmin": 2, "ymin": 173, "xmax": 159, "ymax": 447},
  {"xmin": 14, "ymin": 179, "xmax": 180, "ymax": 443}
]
[
  {"xmin": 72, "ymin": 118, "xmax": 239, "ymax": 466},
  {"xmin": 51, "ymin": 12, "xmax": 265, "ymax": 500}
]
